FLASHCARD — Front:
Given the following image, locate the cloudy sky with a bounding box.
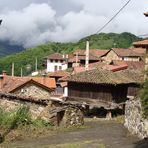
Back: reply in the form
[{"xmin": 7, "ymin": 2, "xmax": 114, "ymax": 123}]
[{"xmin": 0, "ymin": 0, "xmax": 148, "ymax": 48}]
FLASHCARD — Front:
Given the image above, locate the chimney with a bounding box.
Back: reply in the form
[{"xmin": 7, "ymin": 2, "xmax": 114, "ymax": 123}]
[
  {"xmin": 85, "ymin": 41, "xmax": 89, "ymax": 71},
  {"xmin": 0, "ymin": 70, "xmax": 6, "ymax": 89},
  {"xmin": 2, "ymin": 70, "xmax": 7, "ymax": 76},
  {"xmin": 0, "ymin": 75, "xmax": 4, "ymax": 89},
  {"xmin": 75, "ymin": 53, "xmax": 79, "ymax": 67}
]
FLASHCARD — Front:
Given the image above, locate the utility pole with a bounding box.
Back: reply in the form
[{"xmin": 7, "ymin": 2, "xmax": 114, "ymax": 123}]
[
  {"xmin": 21, "ymin": 68, "xmax": 23, "ymax": 77},
  {"xmin": 85, "ymin": 41, "xmax": 89, "ymax": 71},
  {"xmin": 35, "ymin": 57, "xmax": 38, "ymax": 71},
  {"xmin": 12, "ymin": 62, "xmax": 14, "ymax": 77}
]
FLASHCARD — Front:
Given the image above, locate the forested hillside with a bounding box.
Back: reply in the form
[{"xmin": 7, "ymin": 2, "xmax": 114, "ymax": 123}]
[
  {"xmin": 0, "ymin": 32, "xmax": 141, "ymax": 76},
  {"xmin": 0, "ymin": 41, "xmax": 24, "ymax": 57}
]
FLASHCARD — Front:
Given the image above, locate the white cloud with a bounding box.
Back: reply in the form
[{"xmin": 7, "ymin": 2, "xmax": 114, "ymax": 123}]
[{"xmin": 0, "ymin": 0, "xmax": 148, "ymax": 48}]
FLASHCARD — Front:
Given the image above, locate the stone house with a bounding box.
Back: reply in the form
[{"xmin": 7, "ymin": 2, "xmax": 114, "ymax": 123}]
[
  {"xmin": 45, "ymin": 53, "xmax": 68, "ymax": 72},
  {"xmin": 0, "ymin": 74, "xmax": 56, "ymax": 100},
  {"xmin": 102, "ymin": 48, "xmax": 143, "ymax": 63}
]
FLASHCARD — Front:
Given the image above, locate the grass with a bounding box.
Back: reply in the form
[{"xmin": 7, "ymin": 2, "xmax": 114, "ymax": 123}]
[
  {"xmin": 41, "ymin": 140, "xmax": 106, "ymax": 148},
  {"xmin": 0, "ymin": 106, "xmax": 54, "ymax": 143}
]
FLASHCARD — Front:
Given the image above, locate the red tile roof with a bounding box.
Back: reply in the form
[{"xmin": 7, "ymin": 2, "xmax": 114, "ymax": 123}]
[
  {"xmin": 73, "ymin": 62, "xmax": 106, "ymax": 74},
  {"xmin": 110, "ymin": 48, "xmax": 142, "ymax": 57},
  {"xmin": 102, "ymin": 64, "xmax": 128, "ymax": 72},
  {"xmin": 133, "ymin": 40, "xmax": 148, "ymax": 46},
  {"xmin": 112, "ymin": 60, "xmax": 145, "ymax": 71},
  {"xmin": 66, "ymin": 68, "xmax": 143, "ymax": 85},
  {"xmin": 74, "ymin": 49, "xmax": 109, "ymax": 58},
  {"xmin": 46, "ymin": 53, "xmax": 66, "ymax": 60},
  {"xmin": 130, "ymin": 48, "xmax": 146, "ymax": 55},
  {"xmin": 0, "ymin": 76, "xmax": 56, "ymax": 93},
  {"xmin": 48, "ymin": 71, "xmax": 70, "ymax": 78}
]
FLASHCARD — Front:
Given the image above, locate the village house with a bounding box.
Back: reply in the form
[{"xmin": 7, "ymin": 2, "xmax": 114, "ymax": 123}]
[
  {"xmin": 102, "ymin": 48, "xmax": 143, "ymax": 63},
  {"xmin": 45, "ymin": 53, "xmax": 68, "ymax": 72},
  {"xmin": 68, "ymin": 49, "xmax": 108, "ymax": 68},
  {"xmin": 0, "ymin": 72, "xmax": 56, "ymax": 100},
  {"xmin": 133, "ymin": 40, "xmax": 148, "ymax": 72},
  {"xmin": 47, "ymin": 71, "xmax": 70, "ymax": 98}
]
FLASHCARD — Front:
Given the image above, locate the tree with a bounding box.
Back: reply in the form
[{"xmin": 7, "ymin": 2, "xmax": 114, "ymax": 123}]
[{"xmin": 140, "ymin": 76, "xmax": 148, "ymax": 119}]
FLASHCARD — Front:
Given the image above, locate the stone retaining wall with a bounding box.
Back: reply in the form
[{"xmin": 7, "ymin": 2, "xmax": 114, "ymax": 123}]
[
  {"xmin": 0, "ymin": 95, "xmax": 46, "ymax": 119},
  {"xmin": 124, "ymin": 99, "xmax": 148, "ymax": 139}
]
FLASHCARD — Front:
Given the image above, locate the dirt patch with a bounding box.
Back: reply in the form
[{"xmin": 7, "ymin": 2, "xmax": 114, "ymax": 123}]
[{"xmin": 1, "ymin": 118, "xmax": 146, "ymax": 148}]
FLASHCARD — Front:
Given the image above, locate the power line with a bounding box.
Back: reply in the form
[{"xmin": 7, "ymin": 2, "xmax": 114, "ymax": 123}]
[{"xmin": 96, "ymin": 0, "xmax": 132, "ymax": 34}]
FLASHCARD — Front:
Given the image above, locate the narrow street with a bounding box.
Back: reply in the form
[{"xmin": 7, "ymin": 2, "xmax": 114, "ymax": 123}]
[{"xmin": 3, "ymin": 119, "xmax": 147, "ymax": 148}]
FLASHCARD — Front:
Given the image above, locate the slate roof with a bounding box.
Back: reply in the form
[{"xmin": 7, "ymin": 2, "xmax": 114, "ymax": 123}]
[
  {"xmin": 0, "ymin": 76, "xmax": 56, "ymax": 93},
  {"xmin": 66, "ymin": 68, "xmax": 143, "ymax": 85}
]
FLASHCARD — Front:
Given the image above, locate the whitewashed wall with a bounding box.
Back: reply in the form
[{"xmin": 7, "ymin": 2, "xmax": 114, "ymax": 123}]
[{"xmin": 47, "ymin": 59, "xmax": 68, "ymax": 72}]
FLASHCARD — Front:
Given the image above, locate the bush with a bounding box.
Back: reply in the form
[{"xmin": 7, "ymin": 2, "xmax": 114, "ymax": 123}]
[
  {"xmin": 0, "ymin": 106, "xmax": 31, "ymax": 129},
  {"xmin": 140, "ymin": 79, "xmax": 148, "ymax": 119},
  {"xmin": 32, "ymin": 119, "xmax": 53, "ymax": 128}
]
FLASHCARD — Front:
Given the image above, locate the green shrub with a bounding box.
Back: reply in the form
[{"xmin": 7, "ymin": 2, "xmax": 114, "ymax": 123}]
[
  {"xmin": 32, "ymin": 119, "xmax": 53, "ymax": 128},
  {"xmin": 0, "ymin": 106, "xmax": 31, "ymax": 129},
  {"xmin": 140, "ymin": 79, "xmax": 148, "ymax": 119}
]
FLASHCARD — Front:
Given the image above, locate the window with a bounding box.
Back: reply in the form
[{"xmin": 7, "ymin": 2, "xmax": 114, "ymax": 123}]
[
  {"xmin": 59, "ymin": 66, "xmax": 62, "ymax": 70},
  {"xmin": 54, "ymin": 65, "xmax": 58, "ymax": 71},
  {"xmin": 50, "ymin": 59, "xmax": 53, "ymax": 63}
]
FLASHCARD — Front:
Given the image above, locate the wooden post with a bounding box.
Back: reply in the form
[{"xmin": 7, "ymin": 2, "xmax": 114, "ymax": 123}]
[{"xmin": 106, "ymin": 110, "xmax": 112, "ymax": 119}]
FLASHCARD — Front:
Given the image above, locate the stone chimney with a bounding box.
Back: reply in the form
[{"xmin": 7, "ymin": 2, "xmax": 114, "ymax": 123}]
[{"xmin": 85, "ymin": 41, "xmax": 89, "ymax": 71}]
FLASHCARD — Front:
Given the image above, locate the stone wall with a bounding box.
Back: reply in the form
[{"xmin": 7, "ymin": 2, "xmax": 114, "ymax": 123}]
[
  {"xmin": 0, "ymin": 94, "xmax": 47, "ymax": 119},
  {"xmin": 124, "ymin": 99, "xmax": 148, "ymax": 139},
  {"xmin": 60, "ymin": 107, "xmax": 84, "ymax": 127},
  {"xmin": 0, "ymin": 93, "xmax": 84, "ymax": 127},
  {"xmin": 14, "ymin": 83, "xmax": 51, "ymax": 100}
]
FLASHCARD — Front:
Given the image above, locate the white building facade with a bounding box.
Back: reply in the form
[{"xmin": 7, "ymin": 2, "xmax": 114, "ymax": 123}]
[{"xmin": 46, "ymin": 53, "xmax": 68, "ymax": 72}]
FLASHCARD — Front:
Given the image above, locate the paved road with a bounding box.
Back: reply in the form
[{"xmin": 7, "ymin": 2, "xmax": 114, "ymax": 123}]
[{"xmin": 1, "ymin": 120, "xmax": 148, "ymax": 148}]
